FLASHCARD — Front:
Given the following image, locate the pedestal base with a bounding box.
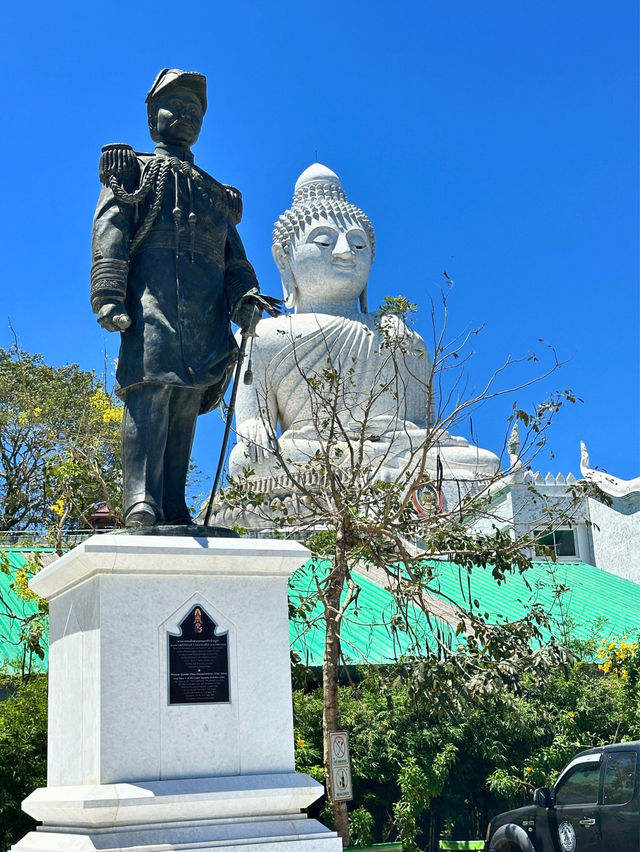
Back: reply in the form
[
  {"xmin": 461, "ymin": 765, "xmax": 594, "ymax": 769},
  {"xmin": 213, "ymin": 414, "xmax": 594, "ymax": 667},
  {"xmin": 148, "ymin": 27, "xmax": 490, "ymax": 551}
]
[
  {"xmin": 12, "ymin": 773, "xmax": 341, "ymax": 852},
  {"xmin": 14, "ymin": 535, "xmax": 340, "ymax": 852}
]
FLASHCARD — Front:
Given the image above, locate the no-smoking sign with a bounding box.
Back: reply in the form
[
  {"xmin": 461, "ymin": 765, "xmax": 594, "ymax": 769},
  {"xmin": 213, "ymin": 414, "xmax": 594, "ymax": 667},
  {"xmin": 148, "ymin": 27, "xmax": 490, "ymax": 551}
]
[{"xmin": 328, "ymin": 730, "xmax": 353, "ymax": 801}]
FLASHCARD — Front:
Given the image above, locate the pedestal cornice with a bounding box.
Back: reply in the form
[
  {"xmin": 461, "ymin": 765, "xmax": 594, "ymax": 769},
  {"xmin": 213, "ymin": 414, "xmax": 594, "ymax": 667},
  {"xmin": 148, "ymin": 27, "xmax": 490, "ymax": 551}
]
[{"xmin": 29, "ymin": 534, "xmax": 310, "ymax": 600}]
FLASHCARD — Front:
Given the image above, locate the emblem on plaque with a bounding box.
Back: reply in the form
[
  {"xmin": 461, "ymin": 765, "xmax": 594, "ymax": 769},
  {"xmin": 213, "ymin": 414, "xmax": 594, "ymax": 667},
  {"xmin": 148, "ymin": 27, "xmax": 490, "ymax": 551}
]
[
  {"xmin": 168, "ymin": 605, "xmax": 230, "ymax": 704},
  {"xmin": 193, "ymin": 607, "xmax": 204, "ymax": 634}
]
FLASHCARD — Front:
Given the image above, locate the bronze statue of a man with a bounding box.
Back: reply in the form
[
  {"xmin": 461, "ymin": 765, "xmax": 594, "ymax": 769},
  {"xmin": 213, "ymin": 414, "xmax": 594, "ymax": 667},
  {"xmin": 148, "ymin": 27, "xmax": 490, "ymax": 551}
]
[{"xmin": 91, "ymin": 69, "xmax": 262, "ymax": 528}]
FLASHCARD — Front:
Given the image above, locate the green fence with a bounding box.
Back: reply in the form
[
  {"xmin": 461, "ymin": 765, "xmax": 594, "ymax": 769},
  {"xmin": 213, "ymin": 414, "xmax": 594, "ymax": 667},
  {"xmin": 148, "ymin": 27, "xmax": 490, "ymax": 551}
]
[
  {"xmin": 344, "ymin": 841, "xmax": 483, "ymax": 851},
  {"xmin": 344, "ymin": 845, "xmax": 402, "ymax": 852}
]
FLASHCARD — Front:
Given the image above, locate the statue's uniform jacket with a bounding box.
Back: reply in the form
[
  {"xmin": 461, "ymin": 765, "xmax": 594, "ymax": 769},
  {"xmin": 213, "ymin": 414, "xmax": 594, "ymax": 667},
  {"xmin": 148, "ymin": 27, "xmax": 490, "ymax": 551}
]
[{"xmin": 91, "ymin": 148, "xmax": 258, "ymax": 413}]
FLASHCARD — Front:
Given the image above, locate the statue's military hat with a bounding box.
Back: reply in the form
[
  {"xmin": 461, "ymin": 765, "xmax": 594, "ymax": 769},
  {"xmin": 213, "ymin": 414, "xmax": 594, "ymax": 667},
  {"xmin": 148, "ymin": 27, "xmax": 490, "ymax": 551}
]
[{"xmin": 145, "ymin": 68, "xmax": 207, "ymax": 115}]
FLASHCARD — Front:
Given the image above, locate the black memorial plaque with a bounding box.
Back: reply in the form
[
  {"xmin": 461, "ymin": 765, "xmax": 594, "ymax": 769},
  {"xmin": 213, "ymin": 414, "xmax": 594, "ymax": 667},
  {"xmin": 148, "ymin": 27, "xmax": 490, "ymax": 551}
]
[{"xmin": 168, "ymin": 605, "xmax": 229, "ymax": 705}]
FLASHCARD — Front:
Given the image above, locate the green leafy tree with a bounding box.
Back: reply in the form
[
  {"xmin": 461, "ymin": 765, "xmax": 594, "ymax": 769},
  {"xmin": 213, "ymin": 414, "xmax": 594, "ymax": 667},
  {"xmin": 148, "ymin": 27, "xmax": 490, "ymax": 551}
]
[
  {"xmin": 0, "ymin": 343, "xmax": 123, "ymax": 674},
  {"xmin": 0, "ymin": 344, "xmax": 122, "ymax": 547}
]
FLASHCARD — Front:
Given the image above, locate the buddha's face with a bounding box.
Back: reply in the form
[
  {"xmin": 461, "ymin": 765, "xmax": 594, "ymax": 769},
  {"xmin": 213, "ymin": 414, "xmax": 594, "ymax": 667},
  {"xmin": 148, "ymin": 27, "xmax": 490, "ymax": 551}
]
[
  {"xmin": 151, "ymin": 90, "xmax": 203, "ymax": 147},
  {"xmin": 287, "ymin": 217, "xmax": 372, "ymax": 307}
]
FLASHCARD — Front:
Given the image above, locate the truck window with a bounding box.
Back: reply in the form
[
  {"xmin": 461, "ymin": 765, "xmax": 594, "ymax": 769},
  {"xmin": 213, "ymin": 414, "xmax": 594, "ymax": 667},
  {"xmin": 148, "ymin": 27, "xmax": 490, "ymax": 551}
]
[
  {"xmin": 603, "ymin": 752, "xmax": 637, "ymax": 806},
  {"xmin": 555, "ymin": 762, "xmax": 600, "ymax": 805}
]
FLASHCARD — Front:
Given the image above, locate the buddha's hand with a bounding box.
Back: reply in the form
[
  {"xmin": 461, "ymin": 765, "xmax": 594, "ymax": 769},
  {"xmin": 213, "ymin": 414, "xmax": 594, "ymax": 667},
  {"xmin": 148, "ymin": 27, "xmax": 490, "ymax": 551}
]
[
  {"xmin": 97, "ymin": 301, "xmax": 132, "ymax": 332},
  {"xmin": 238, "ymin": 417, "xmax": 276, "ymax": 463}
]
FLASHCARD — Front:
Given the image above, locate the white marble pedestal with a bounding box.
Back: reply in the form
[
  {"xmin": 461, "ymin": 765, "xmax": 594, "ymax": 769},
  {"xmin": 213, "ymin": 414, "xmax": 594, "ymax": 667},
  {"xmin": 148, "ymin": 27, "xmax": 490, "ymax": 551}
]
[{"xmin": 12, "ymin": 534, "xmax": 340, "ymax": 852}]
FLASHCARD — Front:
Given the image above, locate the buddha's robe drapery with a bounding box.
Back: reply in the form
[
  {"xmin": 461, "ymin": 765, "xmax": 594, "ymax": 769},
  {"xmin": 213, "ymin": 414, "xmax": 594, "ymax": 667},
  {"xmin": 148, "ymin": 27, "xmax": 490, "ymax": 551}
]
[{"xmin": 229, "ymin": 312, "xmax": 499, "ymax": 484}]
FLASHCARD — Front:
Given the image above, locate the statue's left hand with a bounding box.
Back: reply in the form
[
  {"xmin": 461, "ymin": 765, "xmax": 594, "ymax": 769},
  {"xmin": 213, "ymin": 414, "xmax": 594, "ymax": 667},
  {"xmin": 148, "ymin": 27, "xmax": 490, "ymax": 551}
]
[{"xmin": 233, "ymin": 298, "xmax": 262, "ymax": 336}]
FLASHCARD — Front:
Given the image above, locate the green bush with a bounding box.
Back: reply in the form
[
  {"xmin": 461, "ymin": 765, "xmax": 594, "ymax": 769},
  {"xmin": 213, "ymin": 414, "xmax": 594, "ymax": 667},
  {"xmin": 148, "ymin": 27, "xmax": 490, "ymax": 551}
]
[
  {"xmin": 349, "ymin": 806, "xmax": 374, "ymax": 847},
  {"xmin": 293, "ymin": 655, "xmax": 640, "ymax": 852},
  {"xmin": 0, "ymin": 674, "xmax": 48, "ymax": 851}
]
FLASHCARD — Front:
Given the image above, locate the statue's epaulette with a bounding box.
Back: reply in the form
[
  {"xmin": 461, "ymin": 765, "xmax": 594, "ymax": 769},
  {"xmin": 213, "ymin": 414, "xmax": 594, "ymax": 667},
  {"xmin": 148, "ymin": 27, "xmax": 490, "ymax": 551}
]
[
  {"xmin": 98, "ymin": 143, "xmax": 141, "ymax": 188},
  {"xmin": 224, "ymin": 184, "xmax": 243, "ymax": 225}
]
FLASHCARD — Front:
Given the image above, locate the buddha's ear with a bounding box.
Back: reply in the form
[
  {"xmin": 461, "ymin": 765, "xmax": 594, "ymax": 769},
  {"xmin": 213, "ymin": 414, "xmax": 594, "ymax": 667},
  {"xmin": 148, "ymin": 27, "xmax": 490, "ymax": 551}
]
[
  {"xmin": 272, "ymin": 243, "xmax": 288, "ymax": 272},
  {"xmin": 272, "ymin": 243, "xmax": 297, "ymax": 309}
]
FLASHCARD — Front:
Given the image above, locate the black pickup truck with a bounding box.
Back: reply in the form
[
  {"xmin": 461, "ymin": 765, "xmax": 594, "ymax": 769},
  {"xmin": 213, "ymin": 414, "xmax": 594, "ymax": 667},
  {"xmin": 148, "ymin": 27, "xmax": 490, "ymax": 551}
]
[{"xmin": 485, "ymin": 741, "xmax": 640, "ymax": 851}]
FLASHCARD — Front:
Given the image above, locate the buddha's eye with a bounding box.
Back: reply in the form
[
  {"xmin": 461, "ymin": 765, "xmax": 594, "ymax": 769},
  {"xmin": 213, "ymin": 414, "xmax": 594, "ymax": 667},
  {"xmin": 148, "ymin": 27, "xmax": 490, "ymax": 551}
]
[
  {"xmin": 347, "ymin": 230, "xmax": 368, "ymax": 251},
  {"xmin": 313, "ymin": 236, "xmax": 333, "ymax": 247}
]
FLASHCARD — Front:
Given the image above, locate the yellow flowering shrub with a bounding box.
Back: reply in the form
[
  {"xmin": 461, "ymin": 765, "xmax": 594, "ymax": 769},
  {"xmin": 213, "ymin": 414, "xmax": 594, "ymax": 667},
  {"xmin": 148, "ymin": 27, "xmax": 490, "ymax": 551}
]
[
  {"xmin": 13, "ymin": 564, "xmax": 41, "ymax": 605},
  {"xmin": 50, "ymin": 496, "xmax": 65, "ymax": 519},
  {"xmin": 89, "ymin": 390, "xmax": 123, "ymax": 425},
  {"xmin": 597, "ymin": 636, "xmax": 639, "ymax": 686}
]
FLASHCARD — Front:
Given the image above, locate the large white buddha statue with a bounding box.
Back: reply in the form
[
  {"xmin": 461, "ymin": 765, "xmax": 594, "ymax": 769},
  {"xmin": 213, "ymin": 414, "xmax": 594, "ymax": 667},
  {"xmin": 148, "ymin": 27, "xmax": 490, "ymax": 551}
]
[{"xmin": 228, "ymin": 164, "xmax": 500, "ymax": 506}]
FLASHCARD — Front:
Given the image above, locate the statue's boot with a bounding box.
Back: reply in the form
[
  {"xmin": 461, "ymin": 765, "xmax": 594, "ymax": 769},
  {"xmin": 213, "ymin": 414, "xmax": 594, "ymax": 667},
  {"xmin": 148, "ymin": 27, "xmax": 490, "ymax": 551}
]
[{"xmin": 124, "ymin": 501, "xmax": 159, "ymax": 528}]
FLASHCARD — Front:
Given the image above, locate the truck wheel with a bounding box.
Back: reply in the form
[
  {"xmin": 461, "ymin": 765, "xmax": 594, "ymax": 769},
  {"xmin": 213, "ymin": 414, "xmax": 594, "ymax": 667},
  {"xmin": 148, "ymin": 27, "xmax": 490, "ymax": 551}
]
[{"xmin": 489, "ymin": 823, "xmax": 535, "ymax": 852}]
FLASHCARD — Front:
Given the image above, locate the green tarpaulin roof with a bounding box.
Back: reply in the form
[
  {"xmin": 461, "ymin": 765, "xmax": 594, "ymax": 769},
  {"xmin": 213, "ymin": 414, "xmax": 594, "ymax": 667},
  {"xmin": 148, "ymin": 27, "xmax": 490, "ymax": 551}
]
[
  {"xmin": 1, "ymin": 548, "xmax": 639, "ymax": 670},
  {"xmin": 289, "ymin": 558, "xmax": 640, "ymax": 666},
  {"xmin": 289, "ymin": 561, "xmax": 447, "ymax": 668}
]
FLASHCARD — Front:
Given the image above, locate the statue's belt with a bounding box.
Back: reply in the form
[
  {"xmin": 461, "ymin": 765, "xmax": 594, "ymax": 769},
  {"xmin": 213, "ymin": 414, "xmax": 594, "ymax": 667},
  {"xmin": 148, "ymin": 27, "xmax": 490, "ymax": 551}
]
[{"xmin": 133, "ymin": 226, "xmax": 224, "ymax": 266}]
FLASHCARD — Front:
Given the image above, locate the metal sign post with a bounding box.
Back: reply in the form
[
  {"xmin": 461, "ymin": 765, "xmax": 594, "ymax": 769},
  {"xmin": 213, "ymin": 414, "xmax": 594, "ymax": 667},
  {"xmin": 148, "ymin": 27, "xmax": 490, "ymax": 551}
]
[{"xmin": 328, "ymin": 731, "xmax": 353, "ymax": 802}]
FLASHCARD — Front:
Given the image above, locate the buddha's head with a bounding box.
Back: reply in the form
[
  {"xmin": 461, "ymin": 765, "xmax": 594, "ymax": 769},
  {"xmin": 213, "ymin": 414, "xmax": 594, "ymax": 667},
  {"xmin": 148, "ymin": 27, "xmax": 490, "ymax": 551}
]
[{"xmin": 272, "ymin": 164, "xmax": 375, "ymax": 312}]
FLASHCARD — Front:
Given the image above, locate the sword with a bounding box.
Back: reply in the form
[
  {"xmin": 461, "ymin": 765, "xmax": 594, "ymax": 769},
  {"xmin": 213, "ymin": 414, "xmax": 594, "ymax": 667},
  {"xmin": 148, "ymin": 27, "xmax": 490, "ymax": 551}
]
[
  {"xmin": 203, "ymin": 293, "xmax": 282, "ymax": 526},
  {"xmin": 203, "ymin": 333, "xmax": 249, "ymax": 526}
]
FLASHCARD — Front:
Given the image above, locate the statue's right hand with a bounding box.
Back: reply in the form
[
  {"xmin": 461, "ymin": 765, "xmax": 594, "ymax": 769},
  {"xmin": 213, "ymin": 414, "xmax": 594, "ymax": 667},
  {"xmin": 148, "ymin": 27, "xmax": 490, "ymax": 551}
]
[
  {"xmin": 97, "ymin": 302, "xmax": 132, "ymax": 332},
  {"xmin": 239, "ymin": 418, "xmax": 276, "ymax": 464}
]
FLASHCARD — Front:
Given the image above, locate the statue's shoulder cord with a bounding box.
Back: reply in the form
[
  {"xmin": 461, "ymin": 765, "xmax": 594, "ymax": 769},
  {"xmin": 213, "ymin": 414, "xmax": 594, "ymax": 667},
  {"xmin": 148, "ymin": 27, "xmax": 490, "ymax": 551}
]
[
  {"xmin": 97, "ymin": 144, "xmax": 171, "ymax": 255},
  {"xmin": 192, "ymin": 166, "xmax": 243, "ymax": 225}
]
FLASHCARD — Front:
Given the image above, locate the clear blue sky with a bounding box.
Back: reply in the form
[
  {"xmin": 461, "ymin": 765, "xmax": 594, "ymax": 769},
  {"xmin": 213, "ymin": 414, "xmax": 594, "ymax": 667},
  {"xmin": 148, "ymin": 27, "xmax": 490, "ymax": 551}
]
[{"xmin": 2, "ymin": 0, "xmax": 638, "ymax": 494}]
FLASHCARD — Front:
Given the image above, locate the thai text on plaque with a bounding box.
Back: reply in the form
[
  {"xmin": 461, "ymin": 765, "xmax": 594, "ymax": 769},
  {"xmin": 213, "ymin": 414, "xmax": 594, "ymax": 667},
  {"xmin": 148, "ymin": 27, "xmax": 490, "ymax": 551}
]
[{"xmin": 168, "ymin": 605, "xmax": 229, "ymax": 704}]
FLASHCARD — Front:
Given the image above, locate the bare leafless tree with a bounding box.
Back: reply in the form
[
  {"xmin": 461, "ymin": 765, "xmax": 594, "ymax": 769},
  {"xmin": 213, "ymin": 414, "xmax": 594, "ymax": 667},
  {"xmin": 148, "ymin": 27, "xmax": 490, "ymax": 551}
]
[{"xmin": 219, "ymin": 294, "xmax": 592, "ymax": 843}]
